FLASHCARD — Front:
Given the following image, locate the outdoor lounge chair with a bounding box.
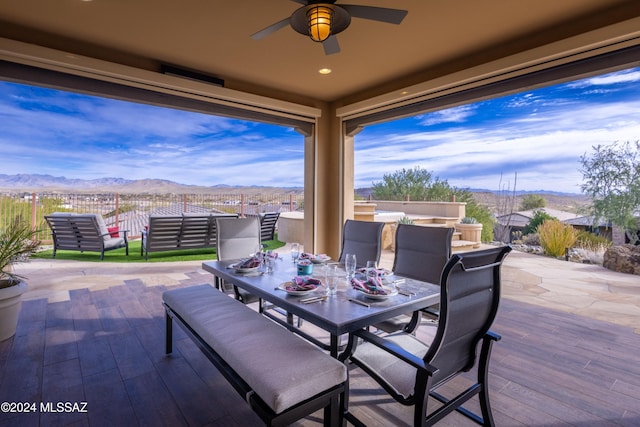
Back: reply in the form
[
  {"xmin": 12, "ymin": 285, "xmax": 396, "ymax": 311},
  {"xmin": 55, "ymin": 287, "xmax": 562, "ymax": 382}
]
[
  {"xmin": 258, "ymin": 211, "xmax": 280, "ymax": 241},
  {"xmin": 340, "ymin": 245, "xmax": 512, "ymax": 427},
  {"xmin": 45, "ymin": 213, "xmax": 129, "ymax": 260}
]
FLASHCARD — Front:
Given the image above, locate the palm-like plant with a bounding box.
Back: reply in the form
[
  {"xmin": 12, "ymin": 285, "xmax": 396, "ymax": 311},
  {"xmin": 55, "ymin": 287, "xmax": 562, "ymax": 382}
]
[{"xmin": 0, "ymin": 220, "xmax": 41, "ymax": 288}]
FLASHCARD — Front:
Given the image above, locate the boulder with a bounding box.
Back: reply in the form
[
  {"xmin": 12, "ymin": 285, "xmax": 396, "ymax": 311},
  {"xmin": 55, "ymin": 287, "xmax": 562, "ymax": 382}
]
[{"xmin": 602, "ymin": 244, "xmax": 640, "ymax": 275}]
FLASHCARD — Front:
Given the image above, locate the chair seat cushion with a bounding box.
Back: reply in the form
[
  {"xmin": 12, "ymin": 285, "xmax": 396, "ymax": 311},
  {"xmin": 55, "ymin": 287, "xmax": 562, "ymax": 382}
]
[
  {"xmin": 352, "ymin": 332, "xmax": 431, "ymax": 399},
  {"xmin": 163, "ymin": 285, "xmax": 347, "ymax": 414},
  {"xmin": 104, "ymin": 237, "xmax": 125, "ymax": 249}
]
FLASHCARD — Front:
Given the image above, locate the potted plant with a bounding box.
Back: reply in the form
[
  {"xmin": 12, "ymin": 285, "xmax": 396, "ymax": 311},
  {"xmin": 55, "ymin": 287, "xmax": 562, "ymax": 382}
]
[
  {"xmin": 0, "ymin": 220, "xmax": 40, "ymax": 341},
  {"xmin": 456, "ymin": 216, "xmax": 483, "ymax": 243}
]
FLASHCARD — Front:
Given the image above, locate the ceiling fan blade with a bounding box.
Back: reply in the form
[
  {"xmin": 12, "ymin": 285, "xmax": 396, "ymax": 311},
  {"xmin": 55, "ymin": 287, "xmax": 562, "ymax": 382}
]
[
  {"xmin": 323, "ymin": 36, "xmax": 341, "ymax": 55},
  {"xmin": 340, "ymin": 5, "xmax": 408, "ymax": 24},
  {"xmin": 251, "ymin": 17, "xmax": 291, "ymax": 40}
]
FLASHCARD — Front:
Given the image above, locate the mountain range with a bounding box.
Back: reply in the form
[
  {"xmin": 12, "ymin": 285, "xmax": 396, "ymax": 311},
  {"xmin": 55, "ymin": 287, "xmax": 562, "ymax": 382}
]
[
  {"xmin": 0, "ymin": 174, "xmax": 588, "ymax": 212},
  {"xmin": 0, "ymin": 174, "xmax": 302, "ymax": 194}
]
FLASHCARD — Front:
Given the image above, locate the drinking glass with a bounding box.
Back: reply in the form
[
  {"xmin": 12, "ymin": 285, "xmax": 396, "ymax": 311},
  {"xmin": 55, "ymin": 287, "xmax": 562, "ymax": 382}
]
[
  {"xmin": 290, "ymin": 243, "xmax": 300, "ymax": 263},
  {"xmin": 344, "ymin": 253, "xmax": 356, "ymax": 280},
  {"xmin": 253, "ymin": 244, "xmax": 263, "ymax": 258},
  {"xmin": 366, "ymin": 260, "xmax": 377, "ymax": 281},
  {"xmin": 325, "ymin": 264, "xmax": 338, "ymax": 295},
  {"xmin": 264, "ymin": 250, "xmax": 275, "ymax": 274}
]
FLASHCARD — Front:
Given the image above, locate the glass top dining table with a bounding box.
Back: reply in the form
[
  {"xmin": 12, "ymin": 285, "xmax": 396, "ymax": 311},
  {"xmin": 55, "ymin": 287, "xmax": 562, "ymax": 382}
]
[{"xmin": 201, "ymin": 258, "xmax": 440, "ymax": 357}]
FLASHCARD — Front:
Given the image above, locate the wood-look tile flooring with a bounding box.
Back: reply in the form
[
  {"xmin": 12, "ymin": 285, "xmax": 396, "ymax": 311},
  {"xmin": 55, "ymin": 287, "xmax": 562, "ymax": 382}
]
[{"xmin": 1, "ymin": 273, "xmax": 639, "ymax": 426}]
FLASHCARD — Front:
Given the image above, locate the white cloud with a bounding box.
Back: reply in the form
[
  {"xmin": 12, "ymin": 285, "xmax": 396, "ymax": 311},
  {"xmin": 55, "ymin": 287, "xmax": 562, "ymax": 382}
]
[
  {"xmin": 354, "ymin": 97, "xmax": 640, "ymax": 192},
  {"xmin": 577, "ymin": 70, "xmax": 640, "ymax": 86},
  {"xmin": 2, "ymin": 66, "xmax": 640, "ymax": 191},
  {"xmin": 416, "ymin": 104, "xmax": 477, "ymax": 126}
]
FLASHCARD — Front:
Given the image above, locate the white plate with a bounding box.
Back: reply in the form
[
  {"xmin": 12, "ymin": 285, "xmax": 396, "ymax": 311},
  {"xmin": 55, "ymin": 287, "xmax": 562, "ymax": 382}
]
[
  {"xmin": 310, "ymin": 254, "xmax": 331, "ymax": 264},
  {"xmin": 355, "ymin": 285, "xmax": 398, "ymax": 300},
  {"xmin": 231, "ymin": 263, "xmax": 260, "ymax": 274},
  {"xmin": 278, "ymin": 281, "xmax": 320, "ymax": 296}
]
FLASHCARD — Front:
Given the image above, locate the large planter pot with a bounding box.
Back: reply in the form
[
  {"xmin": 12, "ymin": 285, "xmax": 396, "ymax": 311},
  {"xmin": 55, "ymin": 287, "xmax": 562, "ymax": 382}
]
[
  {"xmin": 0, "ymin": 280, "xmax": 28, "ymax": 341},
  {"xmin": 455, "ymin": 223, "xmax": 483, "ymax": 243}
]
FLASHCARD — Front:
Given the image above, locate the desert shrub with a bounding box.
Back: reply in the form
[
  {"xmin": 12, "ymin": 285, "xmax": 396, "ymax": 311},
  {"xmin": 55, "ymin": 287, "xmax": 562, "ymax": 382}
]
[
  {"xmin": 523, "ymin": 210, "xmax": 557, "ymax": 235},
  {"xmin": 572, "ymin": 232, "xmax": 610, "ymax": 265},
  {"xmin": 520, "ymin": 194, "xmax": 547, "ymax": 210},
  {"xmin": 538, "ymin": 220, "xmax": 578, "ymax": 257},
  {"xmin": 523, "ymin": 232, "xmax": 541, "ymax": 246},
  {"xmin": 462, "ymin": 200, "xmax": 495, "ymax": 242},
  {"xmin": 511, "ymin": 230, "xmax": 523, "ymax": 243},
  {"xmin": 575, "ymin": 231, "xmax": 612, "ymax": 252}
]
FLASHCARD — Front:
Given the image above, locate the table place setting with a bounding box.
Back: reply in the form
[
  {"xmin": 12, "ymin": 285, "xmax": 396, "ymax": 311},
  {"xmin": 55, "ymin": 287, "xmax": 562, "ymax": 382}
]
[
  {"xmin": 298, "ymin": 252, "xmax": 332, "ymax": 264},
  {"xmin": 350, "ymin": 274, "xmax": 398, "ymax": 300},
  {"xmin": 227, "ymin": 256, "xmax": 261, "ymax": 273},
  {"xmin": 278, "ymin": 276, "xmax": 323, "ymax": 295}
]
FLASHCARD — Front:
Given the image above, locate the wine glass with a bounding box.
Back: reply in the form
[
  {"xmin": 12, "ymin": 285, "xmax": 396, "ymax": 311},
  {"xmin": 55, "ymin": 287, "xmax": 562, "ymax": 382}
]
[
  {"xmin": 344, "ymin": 253, "xmax": 356, "ymax": 280},
  {"xmin": 290, "ymin": 243, "xmax": 300, "ymax": 263}
]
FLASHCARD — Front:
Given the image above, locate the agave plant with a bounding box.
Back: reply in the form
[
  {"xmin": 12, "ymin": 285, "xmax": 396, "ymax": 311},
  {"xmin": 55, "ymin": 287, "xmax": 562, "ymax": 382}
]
[
  {"xmin": 0, "ymin": 220, "xmax": 41, "ymax": 288},
  {"xmin": 460, "ymin": 216, "xmax": 479, "ymax": 224},
  {"xmin": 397, "ymin": 216, "xmax": 414, "ymax": 225}
]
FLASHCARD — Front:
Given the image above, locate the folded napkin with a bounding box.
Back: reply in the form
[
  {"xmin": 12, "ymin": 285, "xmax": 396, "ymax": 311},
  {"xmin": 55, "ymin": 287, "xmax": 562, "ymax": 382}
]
[
  {"xmin": 287, "ymin": 276, "xmax": 322, "ymax": 291},
  {"xmin": 357, "ymin": 267, "xmax": 388, "ymax": 277},
  {"xmin": 238, "ymin": 257, "xmax": 261, "ymax": 268},
  {"xmin": 351, "ymin": 275, "xmax": 389, "ymax": 295}
]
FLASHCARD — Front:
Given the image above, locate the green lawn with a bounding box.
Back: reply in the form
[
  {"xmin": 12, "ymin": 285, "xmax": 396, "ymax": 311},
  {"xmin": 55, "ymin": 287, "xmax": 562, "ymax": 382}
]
[{"xmin": 33, "ymin": 238, "xmax": 286, "ymax": 263}]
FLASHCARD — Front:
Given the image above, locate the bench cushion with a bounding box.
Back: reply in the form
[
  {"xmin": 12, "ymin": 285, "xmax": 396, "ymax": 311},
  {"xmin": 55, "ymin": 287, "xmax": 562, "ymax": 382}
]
[{"xmin": 163, "ymin": 285, "xmax": 347, "ymax": 414}]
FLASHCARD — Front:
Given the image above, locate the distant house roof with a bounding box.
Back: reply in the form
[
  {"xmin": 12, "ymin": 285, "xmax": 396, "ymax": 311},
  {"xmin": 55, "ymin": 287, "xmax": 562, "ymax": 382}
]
[
  {"xmin": 149, "ymin": 203, "xmax": 224, "ymax": 216},
  {"xmin": 496, "ymin": 208, "xmax": 608, "ymax": 228}
]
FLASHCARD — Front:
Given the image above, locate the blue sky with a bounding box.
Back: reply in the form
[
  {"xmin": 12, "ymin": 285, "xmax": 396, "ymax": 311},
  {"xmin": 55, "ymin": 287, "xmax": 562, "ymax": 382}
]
[{"xmin": 1, "ymin": 66, "xmax": 639, "ymax": 193}]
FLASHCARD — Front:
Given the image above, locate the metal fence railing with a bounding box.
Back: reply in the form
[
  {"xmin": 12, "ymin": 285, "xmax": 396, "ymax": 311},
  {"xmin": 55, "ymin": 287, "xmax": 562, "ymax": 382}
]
[{"xmin": 0, "ymin": 192, "xmax": 303, "ymax": 243}]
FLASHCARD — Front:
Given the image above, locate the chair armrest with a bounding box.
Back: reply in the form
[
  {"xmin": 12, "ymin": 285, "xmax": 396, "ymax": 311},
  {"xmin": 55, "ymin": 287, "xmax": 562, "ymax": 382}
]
[
  {"xmin": 100, "ymin": 230, "xmax": 129, "ymax": 239},
  {"xmin": 485, "ymin": 330, "xmax": 501, "ymax": 342},
  {"xmin": 352, "ymin": 328, "xmax": 438, "ymax": 376}
]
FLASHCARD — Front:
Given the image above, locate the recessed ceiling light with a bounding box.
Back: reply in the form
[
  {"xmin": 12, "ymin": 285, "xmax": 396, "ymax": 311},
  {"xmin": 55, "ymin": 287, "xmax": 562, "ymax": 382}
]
[
  {"xmin": 400, "ymin": 90, "xmax": 409, "ymax": 95},
  {"xmin": 318, "ymin": 68, "xmax": 332, "ymax": 75}
]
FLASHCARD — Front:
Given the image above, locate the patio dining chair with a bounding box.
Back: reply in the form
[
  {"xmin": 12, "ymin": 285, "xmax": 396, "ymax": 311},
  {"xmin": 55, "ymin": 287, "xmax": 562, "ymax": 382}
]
[
  {"xmin": 373, "ymin": 224, "xmax": 454, "ymax": 333},
  {"xmin": 340, "ymin": 245, "xmax": 512, "ymax": 427},
  {"xmin": 214, "ymin": 216, "xmax": 261, "ymax": 305},
  {"xmin": 338, "ymin": 219, "xmax": 385, "ymax": 268}
]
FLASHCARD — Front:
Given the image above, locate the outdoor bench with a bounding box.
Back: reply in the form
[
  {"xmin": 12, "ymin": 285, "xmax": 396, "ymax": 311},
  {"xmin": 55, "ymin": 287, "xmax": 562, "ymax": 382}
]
[
  {"xmin": 162, "ymin": 284, "xmax": 347, "ymax": 426},
  {"xmin": 141, "ymin": 213, "xmax": 237, "ymax": 260},
  {"xmin": 45, "ymin": 213, "xmax": 129, "ymax": 260}
]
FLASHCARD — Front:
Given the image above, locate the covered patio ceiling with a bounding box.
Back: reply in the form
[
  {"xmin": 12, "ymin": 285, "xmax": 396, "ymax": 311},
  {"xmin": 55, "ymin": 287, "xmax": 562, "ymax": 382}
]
[
  {"xmin": 1, "ymin": 1, "xmax": 640, "ymax": 107},
  {"xmin": 1, "ymin": 0, "xmax": 640, "ymax": 255}
]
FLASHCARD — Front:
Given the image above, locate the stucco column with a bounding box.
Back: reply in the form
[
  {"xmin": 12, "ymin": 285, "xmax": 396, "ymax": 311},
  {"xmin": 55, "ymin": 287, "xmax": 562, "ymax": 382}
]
[{"xmin": 306, "ymin": 103, "xmax": 353, "ymax": 259}]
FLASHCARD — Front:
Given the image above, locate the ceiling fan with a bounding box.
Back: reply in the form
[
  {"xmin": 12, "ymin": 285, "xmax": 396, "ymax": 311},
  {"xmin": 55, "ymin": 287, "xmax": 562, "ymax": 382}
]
[{"xmin": 251, "ymin": 0, "xmax": 408, "ymax": 55}]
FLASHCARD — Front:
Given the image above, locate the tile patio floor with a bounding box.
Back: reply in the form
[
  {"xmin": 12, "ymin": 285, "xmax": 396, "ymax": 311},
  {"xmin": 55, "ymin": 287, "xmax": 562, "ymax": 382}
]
[{"xmin": 1, "ymin": 248, "xmax": 639, "ymax": 426}]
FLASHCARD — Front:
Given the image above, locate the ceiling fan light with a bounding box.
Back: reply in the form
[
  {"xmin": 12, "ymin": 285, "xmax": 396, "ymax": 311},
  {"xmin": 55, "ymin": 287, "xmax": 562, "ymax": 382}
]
[{"xmin": 307, "ymin": 5, "xmax": 333, "ymax": 42}]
